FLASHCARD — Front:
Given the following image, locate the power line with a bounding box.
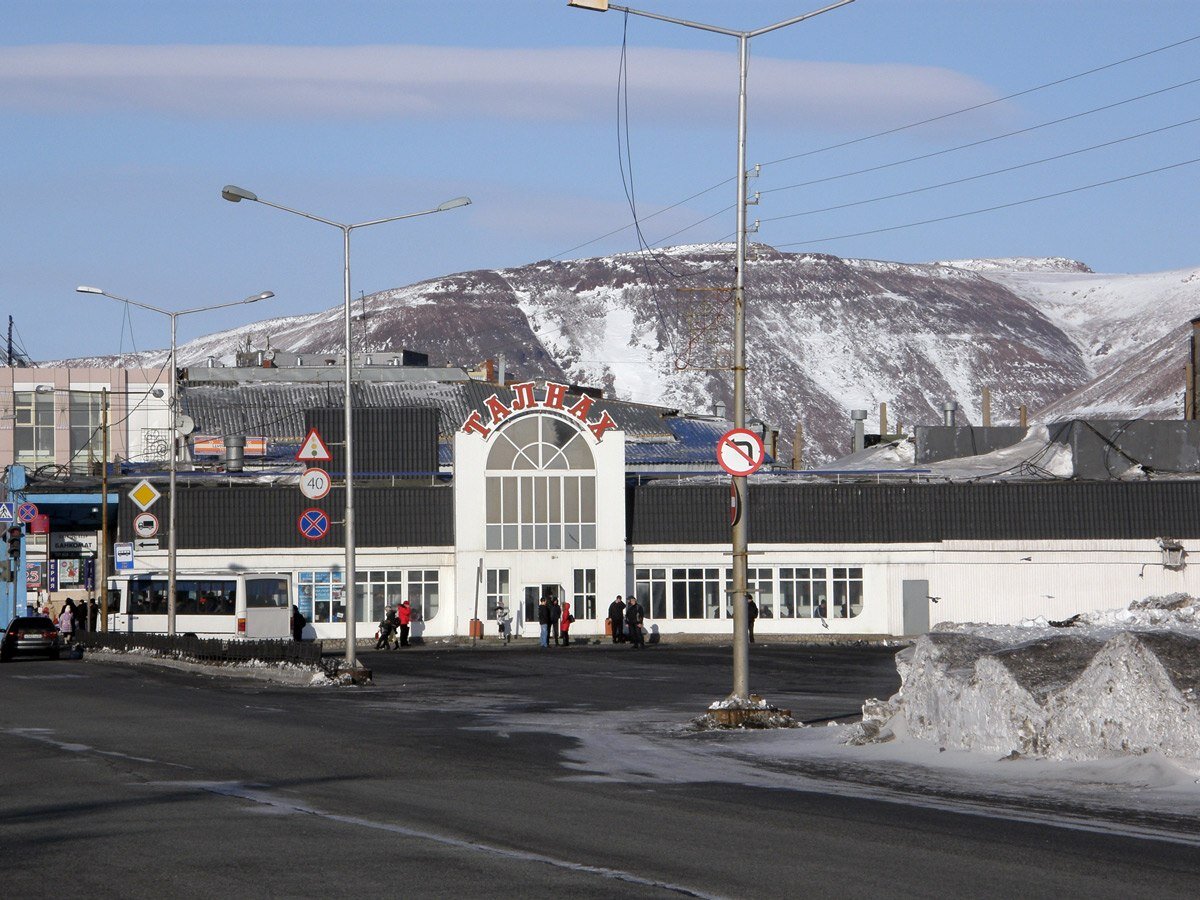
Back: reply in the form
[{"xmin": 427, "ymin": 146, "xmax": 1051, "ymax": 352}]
[
  {"xmin": 760, "ymin": 32, "xmax": 1200, "ymax": 168},
  {"xmin": 760, "ymin": 75, "xmax": 1200, "ymax": 198},
  {"xmin": 762, "ymin": 115, "xmax": 1200, "ymax": 224},
  {"xmin": 773, "ymin": 156, "xmax": 1200, "ymax": 248}
]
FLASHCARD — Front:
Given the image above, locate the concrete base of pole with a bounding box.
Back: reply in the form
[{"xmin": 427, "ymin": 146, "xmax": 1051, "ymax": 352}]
[
  {"xmin": 327, "ymin": 661, "xmax": 373, "ymax": 685},
  {"xmin": 704, "ymin": 694, "xmax": 796, "ymax": 729}
]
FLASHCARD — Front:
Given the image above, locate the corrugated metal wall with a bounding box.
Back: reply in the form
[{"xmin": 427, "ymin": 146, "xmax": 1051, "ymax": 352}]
[
  {"xmin": 628, "ymin": 482, "xmax": 1200, "ymax": 544},
  {"xmin": 118, "ymin": 484, "xmax": 453, "ymax": 549},
  {"xmin": 304, "ymin": 407, "xmax": 438, "ymax": 474}
]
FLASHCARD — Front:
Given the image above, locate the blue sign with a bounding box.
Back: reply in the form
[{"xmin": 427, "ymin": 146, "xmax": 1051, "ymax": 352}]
[
  {"xmin": 17, "ymin": 503, "xmax": 38, "ymax": 523},
  {"xmin": 298, "ymin": 508, "xmax": 330, "ymax": 541},
  {"xmin": 114, "ymin": 542, "xmax": 135, "ymax": 571},
  {"xmin": 0, "ymin": 502, "xmax": 14, "ymax": 521}
]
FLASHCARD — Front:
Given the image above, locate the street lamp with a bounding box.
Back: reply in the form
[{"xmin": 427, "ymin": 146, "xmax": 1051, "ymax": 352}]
[
  {"xmin": 221, "ymin": 185, "xmax": 471, "ymax": 670},
  {"xmin": 76, "ymin": 286, "xmax": 274, "ymax": 635},
  {"xmin": 569, "ymin": 0, "xmax": 855, "ymax": 702}
]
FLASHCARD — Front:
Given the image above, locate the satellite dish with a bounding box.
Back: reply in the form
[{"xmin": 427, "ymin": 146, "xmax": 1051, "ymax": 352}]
[{"xmin": 175, "ymin": 414, "xmax": 196, "ymax": 436}]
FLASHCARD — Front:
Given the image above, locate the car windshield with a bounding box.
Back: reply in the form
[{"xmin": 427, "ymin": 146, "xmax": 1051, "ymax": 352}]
[{"xmin": 11, "ymin": 617, "xmax": 55, "ymax": 631}]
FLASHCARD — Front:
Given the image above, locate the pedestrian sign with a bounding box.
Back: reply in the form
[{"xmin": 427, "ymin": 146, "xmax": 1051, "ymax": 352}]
[
  {"xmin": 298, "ymin": 508, "xmax": 330, "ymax": 541},
  {"xmin": 295, "ymin": 428, "xmax": 333, "ymax": 462},
  {"xmin": 0, "ymin": 502, "xmax": 14, "ymax": 521},
  {"xmin": 129, "ymin": 480, "xmax": 162, "ymax": 511},
  {"xmin": 717, "ymin": 428, "xmax": 765, "ymax": 477}
]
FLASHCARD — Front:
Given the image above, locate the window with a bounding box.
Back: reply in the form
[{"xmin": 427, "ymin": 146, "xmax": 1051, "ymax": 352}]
[
  {"xmin": 68, "ymin": 391, "xmax": 104, "ymax": 474},
  {"xmin": 572, "ymin": 569, "xmax": 596, "ymax": 619},
  {"xmin": 355, "ymin": 570, "xmax": 403, "ymax": 623},
  {"xmin": 831, "ymin": 567, "xmax": 864, "ymax": 618},
  {"xmin": 485, "ymin": 414, "xmax": 596, "ymax": 551},
  {"xmin": 13, "ymin": 391, "xmax": 54, "ymax": 468},
  {"xmin": 779, "ymin": 568, "xmax": 824, "ymax": 618},
  {"xmin": 298, "ymin": 570, "xmax": 345, "ymax": 623},
  {"xmin": 245, "ymin": 577, "xmax": 289, "ymax": 608},
  {"xmin": 127, "ymin": 578, "xmax": 236, "ymax": 615},
  {"xmin": 408, "ymin": 569, "xmax": 440, "ymax": 622},
  {"xmin": 635, "ymin": 568, "xmax": 667, "ymax": 619},
  {"xmin": 671, "ymin": 568, "xmax": 722, "ymax": 620},
  {"xmin": 486, "ymin": 569, "xmax": 510, "ymax": 620},
  {"xmin": 723, "ymin": 568, "xmax": 775, "ymax": 619}
]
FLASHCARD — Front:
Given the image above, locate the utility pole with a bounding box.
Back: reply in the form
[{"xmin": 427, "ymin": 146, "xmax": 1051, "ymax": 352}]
[{"xmin": 569, "ymin": 0, "xmax": 856, "ymax": 703}]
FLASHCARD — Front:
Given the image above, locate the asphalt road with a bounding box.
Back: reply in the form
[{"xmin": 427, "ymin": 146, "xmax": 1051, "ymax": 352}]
[{"xmin": 2, "ymin": 640, "xmax": 1198, "ymax": 899}]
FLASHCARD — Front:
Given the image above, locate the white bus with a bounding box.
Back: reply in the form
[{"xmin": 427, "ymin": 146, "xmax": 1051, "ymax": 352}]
[{"xmin": 107, "ymin": 573, "xmax": 293, "ymax": 639}]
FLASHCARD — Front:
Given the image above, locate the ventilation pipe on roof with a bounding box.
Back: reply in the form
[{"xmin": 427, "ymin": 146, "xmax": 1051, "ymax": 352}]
[
  {"xmin": 206, "ymin": 356, "xmax": 217, "ymax": 368},
  {"xmin": 713, "ymin": 400, "xmax": 727, "ymax": 419},
  {"xmin": 224, "ymin": 435, "xmax": 245, "ymax": 473},
  {"xmin": 942, "ymin": 401, "xmax": 959, "ymax": 427},
  {"xmin": 851, "ymin": 409, "xmax": 868, "ymax": 452},
  {"xmin": 498, "ymin": 353, "xmax": 506, "ymax": 386}
]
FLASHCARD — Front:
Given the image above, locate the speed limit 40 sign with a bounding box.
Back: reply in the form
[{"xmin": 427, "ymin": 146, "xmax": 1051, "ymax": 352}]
[{"xmin": 299, "ymin": 468, "xmax": 332, "ymax": 501}]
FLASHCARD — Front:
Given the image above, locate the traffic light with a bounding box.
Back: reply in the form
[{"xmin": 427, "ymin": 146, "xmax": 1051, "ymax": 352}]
[{"xmin": 6, "ymin": 525, "xmax": 22, "ymax": 561}]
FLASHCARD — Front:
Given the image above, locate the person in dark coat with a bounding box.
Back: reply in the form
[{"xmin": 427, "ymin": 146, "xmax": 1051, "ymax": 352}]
[
  {"xmin": 625, "ymin": 597, "xmax": 645, "ymax": 648},
  {"xmin": 747, "ymin": 593, "xmax": 759, "ymax": 643},
  {"xmin": 75, "ymin": 596, "xmax": 88, "ymax": 635},
  {"xmin": 88, "ymin": 598, "xmax": 99, "ymax": 632},
  {"xmin": 548, "ymin": 593, "xmax": 561, "ymax": 646},
  {"xmin": 536, "ymin": 596, "xmax": 551, "ymax": 648},
  {"xmin": 608, "ymin": 595, "xmax": 625, "ymax": 644},
  {"xmin": 375, "ymin": 607, "xmax": 397, "ymax": 649},
  {"xmin": 292, "ymin": 604, "xmax": 308, "ymax": 642}
]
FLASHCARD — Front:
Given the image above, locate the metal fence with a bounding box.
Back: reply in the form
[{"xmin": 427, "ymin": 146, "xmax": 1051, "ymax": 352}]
[{"xmin": 80, "ymin": 632, "xmax": 328, "ymax": 671}]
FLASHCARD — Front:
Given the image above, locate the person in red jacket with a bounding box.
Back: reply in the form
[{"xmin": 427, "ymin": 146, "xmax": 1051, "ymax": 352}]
[
  {"xmin": 397, "ymin": 600, "xmax": 413, "ymax": 648},
  {"xmin": 560, "ymin": 599, "xmax": 573, "ymax": 647}
]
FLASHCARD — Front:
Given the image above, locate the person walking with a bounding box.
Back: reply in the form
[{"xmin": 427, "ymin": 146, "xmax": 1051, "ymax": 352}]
[
  {"xmin": 747, "ymin": 593, "xmax": 759, "ymax": 643},
  {"xmin": 625, "ymin": 596, "xmax": 645, "ymax": 649},
  {"xmin": 496, "ymin": 598, "xmax": 512, "ymax": 644},
  {"xmin": 88, "ymin": 597, "xmax": 99, "ymax": 632},
  {"xmin": 560, "ymin": 599, "xmax": 573, "ymax": 647},
  {"xmin": 548, "ymin": 592, "xmax": 561, "ymax": 646},
  {"xmin": 397, "ymin": 600, "xmax": 412, "ymax": 647},
  {"xmin": 75, "ymin": 597, "xmax": 88, "ymax": 635},
  {"xmin": 292, "ymin": 604, "xmax": 308, "ymax": 642},
  {"xmin": 608, "ymin": 595, "xmax": 625, "ymax": 644},
  {"xmin": 58, "ymin": 600, "xmax": 76, "ymax": 643},
  {"xmin": 537, "ymin": 596, "xmax": 551, "ymax": 648}
]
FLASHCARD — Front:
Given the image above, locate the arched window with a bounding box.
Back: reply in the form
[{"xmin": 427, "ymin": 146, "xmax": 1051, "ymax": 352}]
[{"xmin": 485, "ymin": 414, "xmax": 596, "ymax": 550}]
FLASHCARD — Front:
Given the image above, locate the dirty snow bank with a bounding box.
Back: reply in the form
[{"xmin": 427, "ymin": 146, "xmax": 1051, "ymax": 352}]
[{"xmin": 854, "ymin": 594, "xmax": 1200, "ymax": 761}]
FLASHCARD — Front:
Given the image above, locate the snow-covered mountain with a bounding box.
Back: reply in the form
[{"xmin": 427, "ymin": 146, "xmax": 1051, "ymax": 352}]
[{"xmin": 48, "ymin": 245, "xmax": 1200, "ymax": 463}]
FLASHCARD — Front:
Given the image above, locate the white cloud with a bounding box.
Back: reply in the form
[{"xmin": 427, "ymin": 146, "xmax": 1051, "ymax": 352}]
[{"xmin": 0, "ymin": 43, "xmax": 1004, "ymax": 131}]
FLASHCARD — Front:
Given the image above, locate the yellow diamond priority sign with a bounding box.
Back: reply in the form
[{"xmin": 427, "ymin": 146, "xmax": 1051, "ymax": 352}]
[{"xmin": 129, "ymin": 479, "xmax": 162, "ymax": 511}]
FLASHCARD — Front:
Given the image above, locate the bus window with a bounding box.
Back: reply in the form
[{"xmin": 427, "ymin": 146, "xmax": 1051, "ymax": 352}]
[{"xmin": 246, "ymin": 577, "xmax": 289, "ymax": 609}]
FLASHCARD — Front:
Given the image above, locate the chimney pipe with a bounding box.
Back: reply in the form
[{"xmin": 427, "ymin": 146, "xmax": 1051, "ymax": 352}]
[
  {"xmin": 713, "ymin": 400, "xmax": 727, "ymax": 419},
  {"xmin": 942, "ymin": 401, "xmax": 958, "ymax": 427},
  {"xmin": 224, "ymin": 435, "xmax": 246, "ymax": 473},
  {"xmin": 498, "ymin": 353, "xmax": 506, "ymax": 386},
  {"xmin": 851, "ymin": 409, "xmax": 868, "ymax": 452}
]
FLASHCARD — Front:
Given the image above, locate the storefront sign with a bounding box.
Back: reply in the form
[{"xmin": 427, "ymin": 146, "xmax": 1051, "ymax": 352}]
[
  {"xmin": 26, "ymin": 561, "xmax": 43, "ymax": 590},
  {"xmin": 50, "ymin": 532, "xmax": 100, "ymax": 554},
  {"xmin": 461, "ymin": 381, "xmax": 617, "ymax": 441}
]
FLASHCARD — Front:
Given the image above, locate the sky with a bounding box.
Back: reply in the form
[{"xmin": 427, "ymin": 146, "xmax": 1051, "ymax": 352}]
[{"xmin": 2, "ymin": 0, "xmax": 1198, "ymax": 361}]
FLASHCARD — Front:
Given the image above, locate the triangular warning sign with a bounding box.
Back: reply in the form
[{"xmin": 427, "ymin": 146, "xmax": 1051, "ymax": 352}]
[{"xmin": 295, "ymin": 428, "xmax": 333, "ymax": 462}]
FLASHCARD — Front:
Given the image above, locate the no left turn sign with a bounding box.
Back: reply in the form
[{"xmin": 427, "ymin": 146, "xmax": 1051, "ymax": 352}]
[{"xmin": 717, "ymin": 428, "xmax": 765, "ymax": 477}]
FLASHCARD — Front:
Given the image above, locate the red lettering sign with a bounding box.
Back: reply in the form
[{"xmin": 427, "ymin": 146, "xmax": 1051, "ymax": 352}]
[{"xmin": 460, "ymin": 381, "xmax": 619, "ymax": 442}]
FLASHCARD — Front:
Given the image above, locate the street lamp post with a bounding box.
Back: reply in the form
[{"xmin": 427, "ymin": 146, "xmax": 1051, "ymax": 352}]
[
  {"xmin": 76, "ymin": 286, "xmax": 274, "ymax": 635},
  {"xmin": 221, "ymin": 185, "xmax": 470, "ymax": 670},
  {"xmin": 569, "ymin": 0, "xmax": 854, "ymax": 702}
]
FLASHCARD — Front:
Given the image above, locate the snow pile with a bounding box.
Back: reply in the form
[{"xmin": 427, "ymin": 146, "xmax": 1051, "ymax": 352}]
[{"xmin": 855, "ymin": 594, "xmax": 1200, "ymax": 761}]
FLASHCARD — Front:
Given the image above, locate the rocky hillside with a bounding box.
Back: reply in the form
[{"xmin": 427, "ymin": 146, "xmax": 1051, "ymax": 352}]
[{"xmin": 48, "ymin": 244, "xmax": 1200, "ymax": 463}]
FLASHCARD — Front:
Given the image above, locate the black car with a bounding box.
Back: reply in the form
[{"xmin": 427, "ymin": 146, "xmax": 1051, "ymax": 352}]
[{"xmin": 0, "ymin": 616, "xmax": 63, "ymax": 662}]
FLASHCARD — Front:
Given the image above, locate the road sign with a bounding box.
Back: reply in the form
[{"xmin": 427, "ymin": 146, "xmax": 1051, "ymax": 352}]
[
  {"xmin": 299, "ymin": 468, "xmax": 332, "ymax": 501},
  {"xmin": 114, "ymin": 542, "xmax": 135, "ymax": 572},
  {"xmin": 135, "ymin": 539, "xmax": 160, "ymax": 551},
  {"xmin": 129, "ymin": 479, "xmax": 162, "ymax": 511},
  {"xmin": 296, "ymin": 428, "xmax": 333, "ymax": 462},
  {"xmin": 717, "ymin": 428, "xmax": 765, "ymax": 477},
  {"xmin": 298, "ymin": 508, "xmax": 330, "ymax": 541},
  {"xmin": 0, "ymin": 502, "xmax": 14, "ymax": 522},
  {"xmin": 17, "ymin": 502, "xmax": 38, "ymax": 523},
  {"xmin": 133, "ymin": 512, "xmax": 160, "ymax": 539}
]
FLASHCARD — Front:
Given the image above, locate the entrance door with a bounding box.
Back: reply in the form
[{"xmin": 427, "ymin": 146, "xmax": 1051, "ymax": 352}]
[
  {"xmin": 902, "ymin": 579, "xmax": 930, "ymax": 635},
  {"xmin": 522, "ymin": 583, "xmax": 561, "ymax": 637}
]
